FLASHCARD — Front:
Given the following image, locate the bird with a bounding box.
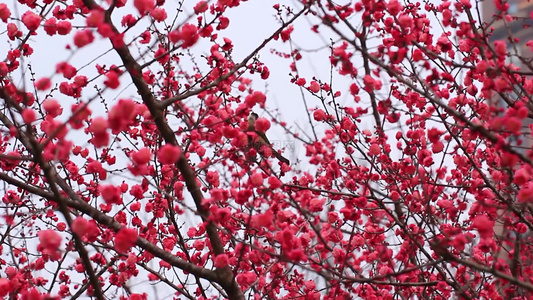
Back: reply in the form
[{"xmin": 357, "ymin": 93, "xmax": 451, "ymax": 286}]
[{"xmin": 247, "ymin": 112, "xmax": 290, "ymax": 165}]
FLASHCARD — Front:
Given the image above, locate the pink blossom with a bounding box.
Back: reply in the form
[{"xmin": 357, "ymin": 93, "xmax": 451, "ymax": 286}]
[
  {"xmin": 518, "ymin": 182, "xmax": 533, "ymax": 203},
  {"xmin": 56, "ymin": 21, "xmax": 72, "ymax": 35},
  {"xmin": 254, "ymin": 117, "xmax": 270, "ymax": 132},
  {"xmin": 89, "ymin": 117, "xmax": 108, "ymax": 135},
  {"xmin": 131, "ymin": 148, "xmax": 152, "ymax": 165},
  {"xmin": 38, "ymin": 229, "xmax": 62, "ymax": 250},
  {"xmin": 280, "ymin": 25, "xmax": 293, "ymax": 42},
  {"xmin": 0, "ymin": 279, "xmax": 9, "ymax": 297},
  {"xmin": 218, "ymin": 16, "xmax": 229, "ymax": 30},
  {"xmin": 177, "ymin": 24, "xmax": 199, "ymax": 48},
  {"xmin": 72, "ymin": 217, "xmax": 89, "ymax": 236},
  {"xmin": 114, "ymin": 228, "xmax": 138, "ymax": 253},
  {"xmin": 157, "ymin": 144, "xmax": 181, "ymax": 165},
  {"xmin": 134, "ymin": 0, "xmax": 155, "ymax": 15},
  {"xmin": 73, "ymin": 29, "xmax": 94, "ymax": 48},
  {"xmin": 35, "ymin": 78, "xmax": 51, "ymax": 90},
  {"xmin": 56, "ymin": 62, "xmax": 77, "ymax": 79},
  {"xmin": 100, "ymin": 184, "xmax": 122, "ymax": 204},
  {"xmin": 514, "ymin": 168, "xmax": 530, "ymax": 185},
  {"xmin": 44, "ymin": 18, "xmax": 57, "ymax": 35},
  {"xmin": 250, "ymin": 172, "xmax": 263, "ymax": 187},
  {"xmin": 21, "ymin": 11, "xmax": 41, "ymax": 31},
  {"xmin": 308, "ymin": 81, "xmax": 320, "ymax": 93},
  {"xmin": 309, "ymin": 198, "xmax": 325, "ymax": 212},
  {"xmin": 494, "ymin": 40, "xmax": 507, "ymax": 57},
  {"xmin": 472, "ymin": 215, "xmax": 494, "ymax": 240},
  {"xmin": 150, "ymin": 8, "xmax": 167, "ymax": 21},
  {"xmin": 7, "ymin": 23, "xmax": 22, "ymax": 40},
  {"xmin": 0, "ymin": 4, "xmax": 11, "ymax": 23},
  {"xmin": 244, "ymin": 91, "xmax": 266, "ymax": 108},
  {"xmin": 368, "ymin": 144, "xmax": 380, "ymax": 156},
  {"xmin": 43, "ymin": 99, "xmax": 63, "ymax": 117},
  {"xmin": 87, "ymin": 9, "xmax": 105, "ymax": 27},
  {"xmin": 313, "ymin": 109, "xmax": 326, "ymax": 121},
  {"xmin": 0, "ymin": 62, "xmax": 8, "ymax": 77},
  {"xmin": 268, "ymin": 176, "xmax": 282, "ymax": 189},
  {"xmin": 104, "ymin": 71, "xmax": 120, "ymax": 89},
  {"xmin": 194, "ymin": 1, "xmax": 208, "ymax": 14},
  {"xmin": 21, "ymin": 108, "xmax": 36, "ymax": 124},
  {"xmin": 214, "ymin": 254, "xmax": 229, "ymax": 268}
]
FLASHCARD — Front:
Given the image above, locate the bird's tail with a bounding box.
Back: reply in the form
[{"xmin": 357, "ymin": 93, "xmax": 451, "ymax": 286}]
[{"xmin": 273, "ymin": 151, "xmax": 290, "ymax": 165}]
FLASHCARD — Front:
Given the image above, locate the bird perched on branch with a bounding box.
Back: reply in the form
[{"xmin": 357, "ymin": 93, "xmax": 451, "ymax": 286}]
[{"xmin": 247, "ymin": 112, "xmax": 290, "ymax": 165}]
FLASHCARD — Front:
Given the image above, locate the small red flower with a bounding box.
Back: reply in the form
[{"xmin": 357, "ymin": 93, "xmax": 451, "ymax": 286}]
[
  {"xmin": 44, "ymin": 18, "xmax": 57, "ymax": 35},
  {"xmin": 518, "ymin": 182, "xmax": 533, "ymax": 203},
  {"xmin": 296, "ymin": 78, "xmax": 306, "ymax": 86},
  {"xmin": 313, "ymin": 109, "xmax": 326, "ymax": 121},
  {"xmin": 214, "ymin": 254, "xmax": 229, "ymax": 268},
  {"xmin": 0, "ymin": 278, "xmax": 10, "ymax": 297},
  {"xmin": 104, "ymin": 71, "xmax": 120, "ymax": 89},
  {"xmin": 250, "ymin": 172, "xmax": 264, "ymax": 187},
  {"xmin": 56, "ymin": 21, "xmax": 72, "ymax": 35},
  {"xmin": 494, "ymin": 40, "xmax": 507, "ymax": 57},
  {"xmin": 268, "ymin": 176, "xmax": 282, "ymax": 189},
  {"xmin": 472, "ymin": 215, "xmax": 494, "ymax": 240},
  {"xmin": 0, "ymin": 4, "xmax": 11, "ymax": 23},
  {"xmin": 43, "ymin": 99, "xmax": 63, "ymax": 117},
  {"xmin": 514, "ymin": 168, "xmax": 530, "ymax": 185},
  {"xmin": 150, "ymin": 8, "xmax": 167, "ymax": 21},
  {"xmin": 132, "ymin": 148, "xmax": 152, "ymax": 165},
  {"xmin": 72, "ymin": 217, "xmax": 89, "ymax": 236},
  {"xmin": 100, "ymin": 184, "xmax": 122, "ymax": 205},
  {"xmin": 38, "ymin": 229, "xmax": 62, "ymax": 257},
  {"xmin": 21, "ymin": 108, "xmax": 36, "ymax": 124},
  {"xmin": 368, "ymin": 143, "xmax": 380, "ymax": 156},
  {"xmin": 194, "ymin": 1, "xmax": 208, "ymax": 14},
  {"xmin": 89, "ymin": 117, "xmax": 108, "ymax": 135},
  {"xmin": 134, "ymin": 0, "xmax": 155, "ymax": 15},
  {"xmin": 280, "ymin": 25, "xmax": 293, "ymax": 42},
  {"xmin": 254, "ymin": 117, "xmax": 270, "ymax": 132},
  {"xmin": 308, "ymin": 81, "xmax": 320, "ymax": 93},
  {"xmin": 73, "ymin": 29, "xmax": 94, "ymax": 48},
  {"xmin": 177, "ymin": 23, "xmax": 199, "ymax": 48},
  {"xmin": 35, "ymin": 77, "xmax": 51, "ymax": 90},
  {"xmin": 244, "ymin": 91, "xmax": 266, "ymax": 108},
  {"xmin": 87, "ymin": 9, "xmax": 105, "ymax": 27},
  {"xmin": 218, "ymin": 16, "xmax": 229, "ymax": 30},
  {"xmin": 114, "ymin": 228, "xmax": 138, "ymax": 253},
  {"xmin": 21, "ymin": 11, "xmax": 41, "ymax": 31},
  {"xmin": 157, "ymin": 144, "xmax": 181, "ymax": 164},
  {"xmin": 56, "ymin": 62, "xmax": 77, "ymax": 79}
]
